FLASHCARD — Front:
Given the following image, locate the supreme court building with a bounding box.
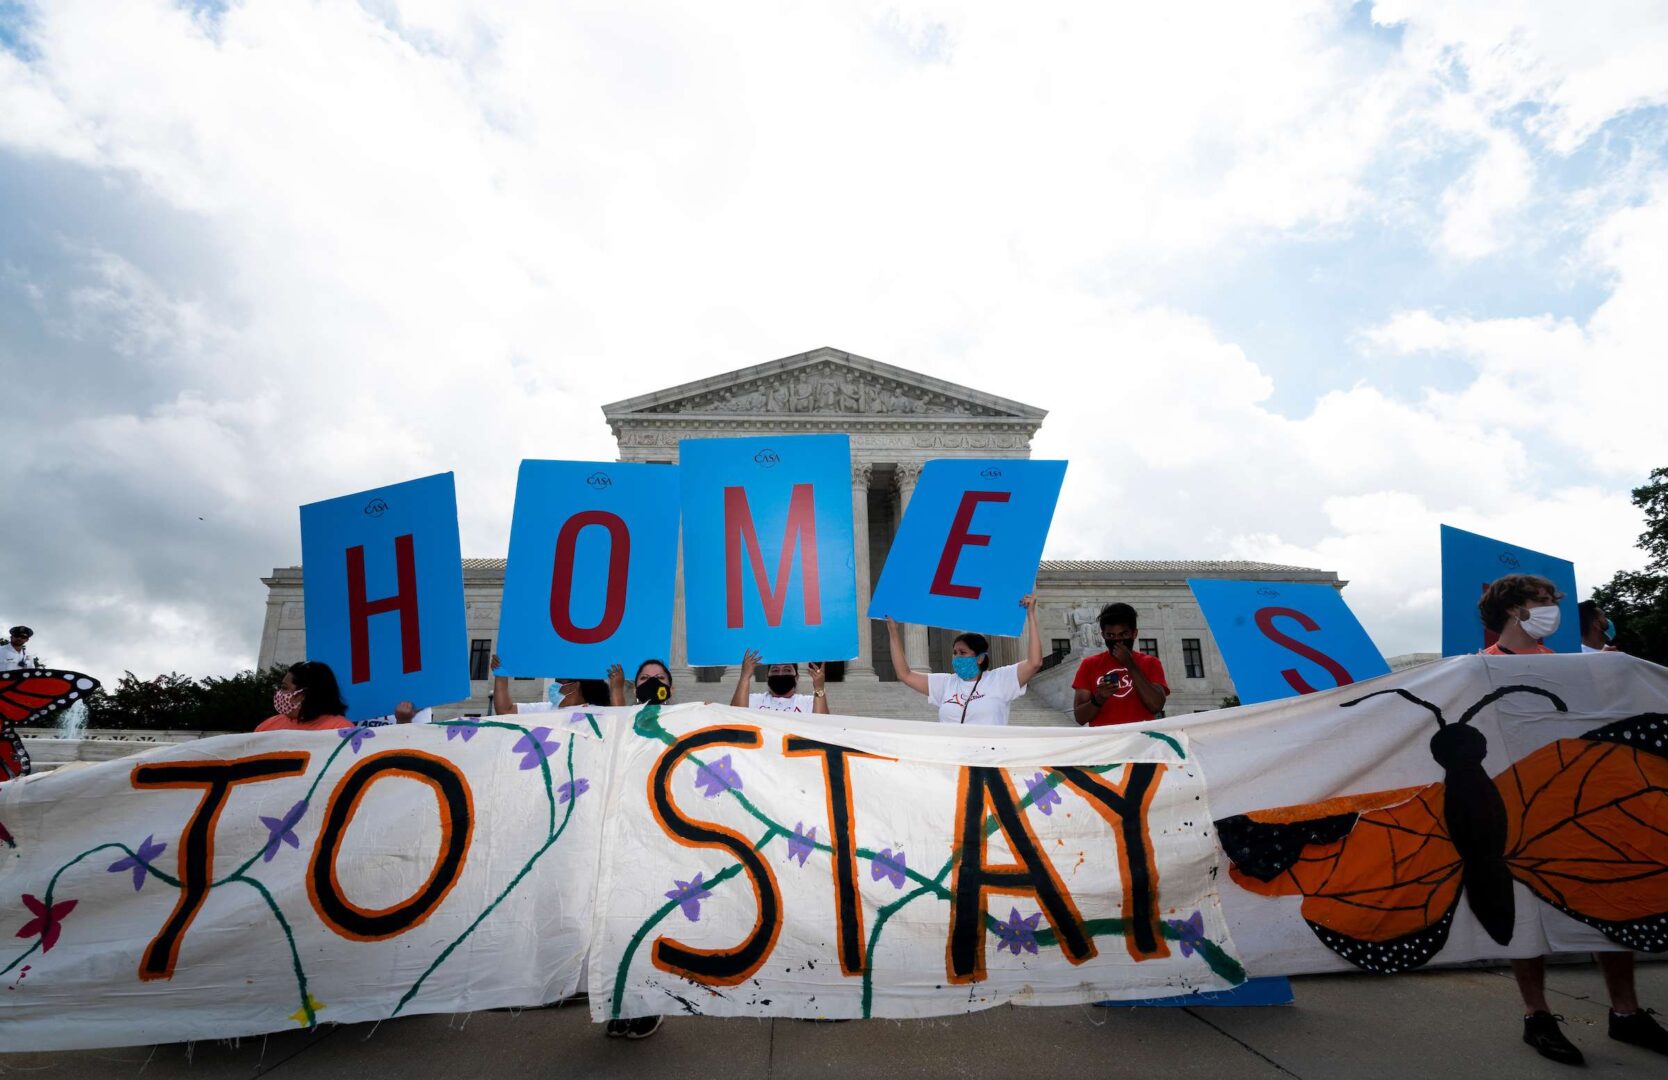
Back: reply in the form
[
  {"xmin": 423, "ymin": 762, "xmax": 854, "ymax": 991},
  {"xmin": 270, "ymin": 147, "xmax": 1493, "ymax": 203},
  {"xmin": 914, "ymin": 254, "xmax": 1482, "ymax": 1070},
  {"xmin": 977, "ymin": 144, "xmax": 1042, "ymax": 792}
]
[{"xmin": 258, "ymin": 347, "xmax": 1347, "ymax": 724}]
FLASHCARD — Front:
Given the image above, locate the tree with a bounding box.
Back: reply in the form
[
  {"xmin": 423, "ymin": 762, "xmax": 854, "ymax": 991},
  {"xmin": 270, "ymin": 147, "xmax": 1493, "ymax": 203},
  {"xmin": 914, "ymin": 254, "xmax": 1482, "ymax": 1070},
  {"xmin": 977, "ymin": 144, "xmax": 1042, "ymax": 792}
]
[
  {"xmin": 1592, "ymin": 467, "xmax": 1668, "ymax": 666},
  {"xmin": 67, "ymin": 667, "xmax": 288, "ymax": 732}
]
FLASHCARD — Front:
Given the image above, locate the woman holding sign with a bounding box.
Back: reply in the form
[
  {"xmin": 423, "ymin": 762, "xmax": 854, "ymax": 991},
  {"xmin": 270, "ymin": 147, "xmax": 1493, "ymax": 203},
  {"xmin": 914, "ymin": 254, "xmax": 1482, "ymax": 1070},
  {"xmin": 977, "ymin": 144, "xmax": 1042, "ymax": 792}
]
[{"xmin": 884, "ymin": 596, "xmax": 1043, "ymax": 726}]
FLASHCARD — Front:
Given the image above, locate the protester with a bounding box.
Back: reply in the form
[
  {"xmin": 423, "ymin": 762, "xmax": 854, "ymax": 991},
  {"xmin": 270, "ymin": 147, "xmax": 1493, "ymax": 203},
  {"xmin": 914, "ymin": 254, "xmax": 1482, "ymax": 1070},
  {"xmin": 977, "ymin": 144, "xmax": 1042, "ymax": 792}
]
[
  {"xmin": 609, "ymin": 659, "xmax": 674, "ymax": 708},
  {"xmin": 1, "ymin": 626, "xmax": 37, "ymax": 671},
  {"xmin": 1476, "ymin": 575, "xmax": 1667, "ymax": 1061},
  {"xmin": 255, "ymin": 661, "xmax": 354, "ymax": 732},
  {"xmin": 1071, "ymin": 602, "xmax": 1169, "ymax": 726},
  {"xmin": 1578, "ymin": 599, "xmax": 1619, "ymax": 653},
  {"xmin": 362, "ymin": 701, "xmax": 434, "ymax": 727},
  {"xmin": 883, "ymin": 596, "xmax": 1043, "ymax": 726},
  {"xmin": 730, "ymin": 652, "xmax": 830, "ymax": 714},
  {"xmin": 1478, "ymin": 575, "xmax": 1561, "ymax": 656},
  {"xmin": 602, "ymin": 657, "xmax": 673, "ymax": 1039},
  {"xmin": 491, "ymin": 654, "xmax": 610, "ymax": 714}
]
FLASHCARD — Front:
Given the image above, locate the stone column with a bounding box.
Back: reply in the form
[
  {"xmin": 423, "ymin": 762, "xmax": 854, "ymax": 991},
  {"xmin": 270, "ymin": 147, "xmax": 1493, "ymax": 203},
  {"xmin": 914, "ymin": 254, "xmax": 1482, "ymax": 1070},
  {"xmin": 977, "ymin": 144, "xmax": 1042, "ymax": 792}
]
[
  {"xmin": 846, "ymin": 462, "xmax": 876, "ymax": 679},
  {"xmin": 894, "ymin": 462, "xmax": 931, "ymax": 673},
  {"xmin": 670, "ymin": 520, "xmax": 695, "ymax": 688}
]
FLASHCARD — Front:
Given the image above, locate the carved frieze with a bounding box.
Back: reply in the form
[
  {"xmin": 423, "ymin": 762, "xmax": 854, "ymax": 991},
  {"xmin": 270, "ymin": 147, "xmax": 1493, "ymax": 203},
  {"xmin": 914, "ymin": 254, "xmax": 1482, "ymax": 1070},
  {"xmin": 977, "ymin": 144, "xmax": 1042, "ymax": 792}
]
[{"xmin": 639, "ymin": 362, "xmax": 1002, "ymax": 418}]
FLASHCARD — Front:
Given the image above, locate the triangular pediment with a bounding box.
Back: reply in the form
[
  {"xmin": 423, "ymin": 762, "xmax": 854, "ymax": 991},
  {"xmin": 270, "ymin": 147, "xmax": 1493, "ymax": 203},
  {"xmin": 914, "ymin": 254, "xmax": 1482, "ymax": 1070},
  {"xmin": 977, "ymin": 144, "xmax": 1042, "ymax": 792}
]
[{"xmin": 601, "ymin": 347, "xmax": 1045, "ymax": 422}]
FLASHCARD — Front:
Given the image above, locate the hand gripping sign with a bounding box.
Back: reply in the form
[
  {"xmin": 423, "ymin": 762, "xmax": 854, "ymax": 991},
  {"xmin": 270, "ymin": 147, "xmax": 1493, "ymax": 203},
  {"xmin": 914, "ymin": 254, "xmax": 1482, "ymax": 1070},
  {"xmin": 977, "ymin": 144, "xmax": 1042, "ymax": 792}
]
[
  {"xmin": 678, "ymin": 435, "xmax": 858, "ymax": 667},
  {"xmin": 300, "ymin": 473, "xmax": 470, "ymax": 722},
  {"xmin": 1439, "ymin": 525, "xmax": 1580, "ymax": 656},
  {"xmin": 496, "ymin": 460, "xmax": 680, "ymax": 678},
  {"xmin": 1187, "ymin": 579, "xmax": 1390, "ymax": 705},
  {"xmin": 868, "ymin": 459, "xmax": 1067, "ymax": 637}
]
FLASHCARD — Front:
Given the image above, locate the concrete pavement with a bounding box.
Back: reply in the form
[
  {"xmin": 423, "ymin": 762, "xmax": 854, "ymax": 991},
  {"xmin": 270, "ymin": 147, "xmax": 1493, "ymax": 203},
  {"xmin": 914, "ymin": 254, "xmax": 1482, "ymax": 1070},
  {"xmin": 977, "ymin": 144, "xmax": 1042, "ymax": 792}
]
[{"xmin": 3, "ymin": 964, "xmax": 1665, "ymax": 1079}]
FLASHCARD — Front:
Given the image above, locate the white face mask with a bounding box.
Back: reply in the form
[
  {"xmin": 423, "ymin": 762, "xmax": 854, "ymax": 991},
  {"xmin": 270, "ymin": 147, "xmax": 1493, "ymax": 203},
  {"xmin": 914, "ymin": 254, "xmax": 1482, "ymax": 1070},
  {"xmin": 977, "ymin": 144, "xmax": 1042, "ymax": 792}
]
[{"xmin": 1520, "ymin": 605, "xmax": 1561, "ymax": 639}]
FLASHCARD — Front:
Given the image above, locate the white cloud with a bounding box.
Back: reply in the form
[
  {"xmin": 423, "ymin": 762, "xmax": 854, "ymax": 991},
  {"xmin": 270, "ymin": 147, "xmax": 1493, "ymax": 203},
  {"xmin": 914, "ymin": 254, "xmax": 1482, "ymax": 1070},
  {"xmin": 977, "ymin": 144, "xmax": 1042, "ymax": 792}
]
[{"xmin": 0, "ymin": 0, "xmax": 1663, "ymax": 679}]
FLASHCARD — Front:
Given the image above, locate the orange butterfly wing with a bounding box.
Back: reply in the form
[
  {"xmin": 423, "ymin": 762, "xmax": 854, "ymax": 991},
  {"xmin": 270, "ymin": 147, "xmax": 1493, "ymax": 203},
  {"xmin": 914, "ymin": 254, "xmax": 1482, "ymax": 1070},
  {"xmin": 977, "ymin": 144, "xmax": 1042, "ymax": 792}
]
[
  {"xmin": 0, "ymin": 670, "xmax": 101, "ymax": 782},
  {"xmin": 1500, "ymin": 715, "xmax": 1668, "ymax": 952},
  {"xmin": 1218, "ymin": 784, "xmax": 1467, "ymax": 971}
]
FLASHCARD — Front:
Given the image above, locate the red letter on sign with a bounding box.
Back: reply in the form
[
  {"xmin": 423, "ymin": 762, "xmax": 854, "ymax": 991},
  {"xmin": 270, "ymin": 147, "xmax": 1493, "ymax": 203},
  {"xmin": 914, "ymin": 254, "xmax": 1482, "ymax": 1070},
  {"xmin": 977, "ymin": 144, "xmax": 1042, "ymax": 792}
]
[
  {"xmin": 346, "ymin": 534, "xmax": 422, "ymax": 685},
  {"xmin": 549, "ymin": 510, "xmax": 630, "ymax": 644},
  {"xmin": 1253, "ymin": 606, "xmax": 1354, "ymax": 694},
  {"xmin": 724, "ymin": 484, "xmax": 821, "ymax": 628},
  {"xmin": 929, "ymin": 491, "xmax": 1011, "ymax": 600}
]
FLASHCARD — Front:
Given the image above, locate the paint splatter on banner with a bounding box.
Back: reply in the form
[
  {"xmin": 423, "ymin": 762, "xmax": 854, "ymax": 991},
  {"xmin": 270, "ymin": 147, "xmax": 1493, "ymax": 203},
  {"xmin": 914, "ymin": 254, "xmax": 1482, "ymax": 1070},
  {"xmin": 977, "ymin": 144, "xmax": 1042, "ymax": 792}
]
[{"xmin": 2, "ymin": 655, "xmax": 1665, "ymax": 1050}]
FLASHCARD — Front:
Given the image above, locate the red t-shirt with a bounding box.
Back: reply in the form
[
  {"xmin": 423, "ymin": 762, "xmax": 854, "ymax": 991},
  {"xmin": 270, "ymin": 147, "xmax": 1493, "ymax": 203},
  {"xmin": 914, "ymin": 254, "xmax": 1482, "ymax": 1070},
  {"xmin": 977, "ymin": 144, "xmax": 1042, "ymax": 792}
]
[
  {"xmin": 1072, "ymin": 651, "xmax": 1169, "ymax": 726},
  {"xmin": 1481, "ymin": 643, "xmax": 1554, "ymax": 656}
]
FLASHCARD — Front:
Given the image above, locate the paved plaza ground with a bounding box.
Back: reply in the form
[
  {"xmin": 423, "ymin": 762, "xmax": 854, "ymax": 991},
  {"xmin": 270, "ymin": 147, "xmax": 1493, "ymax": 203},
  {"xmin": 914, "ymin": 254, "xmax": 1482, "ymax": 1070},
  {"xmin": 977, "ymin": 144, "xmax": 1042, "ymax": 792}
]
[{"xmin": 4, "ymin": 963, "xmax": 1665, "ymax": 1079}]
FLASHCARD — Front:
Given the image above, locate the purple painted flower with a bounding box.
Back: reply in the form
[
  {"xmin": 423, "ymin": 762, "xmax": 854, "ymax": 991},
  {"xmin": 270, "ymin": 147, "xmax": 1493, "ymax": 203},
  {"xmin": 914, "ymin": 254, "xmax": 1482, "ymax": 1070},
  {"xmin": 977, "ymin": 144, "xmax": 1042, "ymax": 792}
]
[
  {"xmin": 787, "ymin": 822, "xmax": 817, "ymax": 867},
  {"xmin": 693, "ymin": 755, "xmax": 743, "ymax": 798},
  {"xmin": 994, "ymin": 907, "xmax": 1042, "ymax": 956},
  {"xmin": 444, "ymin": 719, "xmax": 480, "ymax": 742},
  {"xmin": 1026, "ymin": 773, "xmax": 1063, "ymax": 816},
  {"xmin": 512, "ymin": 727, "xmax": 560, "ymax": 770},
  {"xmin": 339, "ymin": 725, "xmax": 376, "ymax": 753},
  {"xmin": 107, "ymin": 834, "xmax": 168, "ymax": 891},
  {"xmin": 666, "ymin": 873, "xmax": 712, "ymax": 922},
  {"xmin": 17, "ymin": 894, "xmax": 77, "ymax": 953},
  {"xmin": 557, "ymin": 778, "xmax": 589, "ymax": 804},
  {"xmin": 871, "ymin": 847, "xmax": 907, "ymax": 889},
  {"xmin": 1168, "ymin": 910, "xmax": 1206, "ymax": 958},
  {"xmin": 567, "ymin": 711, "xmax": 593, "ymax": 726},
  {"xmin": 259, "ymin": 800, "xmax": 309, "ymax": 863}
]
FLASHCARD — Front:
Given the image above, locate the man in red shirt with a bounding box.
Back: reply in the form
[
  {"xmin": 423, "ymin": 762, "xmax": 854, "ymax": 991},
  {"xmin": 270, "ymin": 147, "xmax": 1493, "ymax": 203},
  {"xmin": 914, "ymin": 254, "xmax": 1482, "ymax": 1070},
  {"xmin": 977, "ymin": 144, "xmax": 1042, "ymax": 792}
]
[{"xmin": 1071, "ymin": 603, "xmax": 1169, "ymax": 726}]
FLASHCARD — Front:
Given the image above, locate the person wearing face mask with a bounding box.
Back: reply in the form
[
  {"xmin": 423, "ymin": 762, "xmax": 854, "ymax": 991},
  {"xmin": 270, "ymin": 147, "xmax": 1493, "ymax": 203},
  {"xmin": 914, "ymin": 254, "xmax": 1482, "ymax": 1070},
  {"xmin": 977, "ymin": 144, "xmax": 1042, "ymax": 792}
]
[
  {"xmin": 608, "ymin": 659, "xmax": 675, "ymax": 708},
  {"xmin": 884, "ymin": 595, "xmax": 1044, "ymax": 726},
  {"xmin": 1072, "ymin": 602, "xmax": 1169, "ymax": 726},
  {"xmin": 1478, "ymin": 575, "xmax": 1563, "ymax": 656},
  {"xmin": 490, "ymin": 654, "xmax": 612, "ymax": 714},
  {"xmin": 1476, "ymin": 575, "xmax": 1668, "ymax": 1063},
  {"xmin": 1, "ymin": 626, "xmax": 38, "ymax": 672},
  {"xmin": 1578, "ymin": 600, "xmax": 1619, "ymax": 653},
  {"xmin": 729, "ymin": 652, "xmax": 831, "ymax": 714},
  {"xmin": 255, "ymin": 660, "xmax": 354, "ymax": 732}
]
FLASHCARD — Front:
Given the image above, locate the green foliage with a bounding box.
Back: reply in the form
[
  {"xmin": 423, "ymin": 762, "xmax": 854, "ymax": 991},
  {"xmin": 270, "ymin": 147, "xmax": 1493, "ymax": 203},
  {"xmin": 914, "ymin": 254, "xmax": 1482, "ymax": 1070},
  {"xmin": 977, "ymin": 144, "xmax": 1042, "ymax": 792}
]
[
  {"xmin": 1592, "ymin": 467, "xmax": 1668, "ymax": 667},
  {"xmin": 59, "ymin": 667, "xmax": 288, "ymax": 732},
  {"xmin": 1219, "ymin": 695, "xmax": 1241, "ymax": 709}
]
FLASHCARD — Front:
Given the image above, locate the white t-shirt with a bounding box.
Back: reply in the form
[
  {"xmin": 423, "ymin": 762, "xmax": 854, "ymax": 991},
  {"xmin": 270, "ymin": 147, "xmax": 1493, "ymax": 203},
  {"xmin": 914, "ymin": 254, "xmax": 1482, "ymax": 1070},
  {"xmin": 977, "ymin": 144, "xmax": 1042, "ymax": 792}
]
[
  {"xmin": 748, "ymin": 692, "xmax": 817, "ymax": 713},
  {"xmin": 0, "ymin": 644, "xmax": 34, "ymax": 672},
  {"xmin": 926, "ymin": 663, "xmax": 1026, "ymax": 726},
  {"xmin": 517, "ymin": 700, "xmax": 558, "ymax": 714},
  {"xmin": 362, "ymin": 707, "xmax": 434, "ymax": 727}
]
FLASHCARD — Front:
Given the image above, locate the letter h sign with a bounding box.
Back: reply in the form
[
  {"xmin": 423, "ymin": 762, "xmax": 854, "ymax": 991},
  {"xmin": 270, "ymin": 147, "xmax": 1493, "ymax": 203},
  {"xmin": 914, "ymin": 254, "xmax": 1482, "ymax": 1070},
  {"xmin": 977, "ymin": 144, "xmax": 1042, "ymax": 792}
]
[{"xmin": 300, "ymin": 473, "xmax": 471, "ymax": 722}]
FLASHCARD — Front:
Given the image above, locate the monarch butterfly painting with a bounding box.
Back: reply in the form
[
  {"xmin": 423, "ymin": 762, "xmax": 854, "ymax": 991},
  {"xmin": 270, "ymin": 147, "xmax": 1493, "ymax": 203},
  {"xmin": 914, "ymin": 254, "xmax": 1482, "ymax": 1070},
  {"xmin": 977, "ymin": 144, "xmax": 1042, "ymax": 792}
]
[
  {"xmin": 0, "ymin": 669, "xmax": 102, "ymax": 782},
  {"xmin": 1215, "ymin": 685, "xmax": 1668, "ymax": 973}
]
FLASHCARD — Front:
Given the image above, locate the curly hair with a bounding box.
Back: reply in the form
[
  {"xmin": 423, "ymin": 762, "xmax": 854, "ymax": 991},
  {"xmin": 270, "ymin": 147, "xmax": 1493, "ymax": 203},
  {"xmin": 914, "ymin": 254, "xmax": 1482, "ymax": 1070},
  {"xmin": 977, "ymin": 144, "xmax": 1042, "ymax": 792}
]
[{"xmin": 1477, "ymin": 574, "xmax": 1559, "ymax": 634}]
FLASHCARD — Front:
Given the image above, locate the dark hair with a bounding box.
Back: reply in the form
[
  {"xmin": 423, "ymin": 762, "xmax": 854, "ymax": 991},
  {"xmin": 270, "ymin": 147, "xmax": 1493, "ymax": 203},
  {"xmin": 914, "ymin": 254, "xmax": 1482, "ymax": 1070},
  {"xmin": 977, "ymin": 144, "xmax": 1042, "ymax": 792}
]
[
  {"xmin": 1578, "ymin": 599, "xmax": 1604, "ymax": 635},
  {"xmin": 287, "ymin": 660, "xmax": 348, "ymax": 721},
  {"xmin": 579, "ymin": 679, "xmax": 612, "ymax": 706},
  {"xmin": 1478, "ymin": 574, "xmax": 1558, "ymax": 633},
  {"xmin": 635, "ymin": 659, "xmax": 672, "ymax": 685},
  {"xmin": 1098, "ymin": 603, "xmax": 1138, "ymax": 631},
  {"xmin": 952, "ymin": 633, "xmax": 992, "ymax": 672}
]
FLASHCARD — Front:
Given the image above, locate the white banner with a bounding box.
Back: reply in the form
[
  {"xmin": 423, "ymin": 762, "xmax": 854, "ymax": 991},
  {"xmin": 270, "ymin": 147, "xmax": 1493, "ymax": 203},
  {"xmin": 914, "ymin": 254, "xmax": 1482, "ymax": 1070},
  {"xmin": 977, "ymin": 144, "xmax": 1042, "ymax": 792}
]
[{"xmin": 2, "ymin": 655, "xmax": 1665, "ymax": 1050}]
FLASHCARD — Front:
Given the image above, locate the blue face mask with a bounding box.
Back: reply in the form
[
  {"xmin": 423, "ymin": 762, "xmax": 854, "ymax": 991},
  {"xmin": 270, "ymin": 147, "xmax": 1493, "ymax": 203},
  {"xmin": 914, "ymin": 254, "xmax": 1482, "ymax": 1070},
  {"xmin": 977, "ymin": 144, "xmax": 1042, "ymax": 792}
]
[
  {"xmin": 951, "ymin": 654, "xmax": 985, "ymax": 680},
  {"xmin": 1605, "ymin": 619, "xmax": 1616, "ymax": 641}
]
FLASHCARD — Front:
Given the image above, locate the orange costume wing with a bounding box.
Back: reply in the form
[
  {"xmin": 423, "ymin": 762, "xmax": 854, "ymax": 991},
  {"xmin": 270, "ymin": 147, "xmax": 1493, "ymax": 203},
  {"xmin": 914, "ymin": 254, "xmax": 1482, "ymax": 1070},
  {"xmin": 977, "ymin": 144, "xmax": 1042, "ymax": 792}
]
[
  {"xmin": 1216, "ymin": 785, "xmax": 1466, "ymax": 972},
  {"xmin": 1501, "ymin": 714, "xmax": 1668, "ymax": 953}
]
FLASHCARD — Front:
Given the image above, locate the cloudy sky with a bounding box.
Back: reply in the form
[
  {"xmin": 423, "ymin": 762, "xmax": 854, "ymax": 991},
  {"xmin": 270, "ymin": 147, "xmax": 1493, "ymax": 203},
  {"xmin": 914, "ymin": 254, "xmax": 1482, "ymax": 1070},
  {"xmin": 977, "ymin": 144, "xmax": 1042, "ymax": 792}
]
[{"xmin": 2, "ymin": 1, "xmax": 1665, "ymax": 680}]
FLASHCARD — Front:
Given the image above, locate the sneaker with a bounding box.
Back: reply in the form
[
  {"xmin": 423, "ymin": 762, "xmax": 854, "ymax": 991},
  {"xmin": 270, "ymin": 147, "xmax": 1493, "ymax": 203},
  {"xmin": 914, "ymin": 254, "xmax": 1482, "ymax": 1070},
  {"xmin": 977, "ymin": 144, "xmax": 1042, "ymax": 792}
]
[
  {"xmin": 604, "ymin": 1018, "xmax": 631, "ymax": 1038},
  {"xmin": 1610, "ymin": 1009, "xmax": 1668, "ymax": 1055},
  {"xmin": 1523, "ymin": 1012, "xmax": 1584, "ymax": 1066},
  {"xmin": 624, "ymin": 1014, "xmax": 663, "ymax": 1039}
]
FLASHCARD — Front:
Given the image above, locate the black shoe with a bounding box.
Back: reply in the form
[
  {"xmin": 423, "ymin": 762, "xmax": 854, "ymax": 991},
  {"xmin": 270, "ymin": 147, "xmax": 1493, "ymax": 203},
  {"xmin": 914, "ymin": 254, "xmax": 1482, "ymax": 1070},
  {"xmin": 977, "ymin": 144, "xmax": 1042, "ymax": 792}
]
[
  {"xmin": 1523, "ymin": 1012, "xmax": 1585, "ymax": 1066},
  {"xmin": 623, "ymin": 1014, "xmax": 660, "ymax": 1041},
  {"xmin": 604, "ymin": 1018, "xmax": 630, "ymax": 1038},
  {"xmin": 1610, "ymin": 1008, "xmax": 1668, "ymax": 1055}
]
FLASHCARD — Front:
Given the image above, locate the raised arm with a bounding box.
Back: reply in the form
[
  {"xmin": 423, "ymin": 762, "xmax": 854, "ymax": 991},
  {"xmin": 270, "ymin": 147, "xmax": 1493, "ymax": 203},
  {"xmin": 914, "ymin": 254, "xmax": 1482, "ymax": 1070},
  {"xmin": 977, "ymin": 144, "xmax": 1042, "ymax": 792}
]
[
  {"xmin": 809, "ymin": 662, "xmax": 830, "ymax": 714},
  {"xmin": 1015, "ymin": 594, "xmax": 1045, "ymax": 686},
  {"xmin": 491, "ymin": 654, "xmax": 518, "ymax": 715},
  {"xmin": 885, "ymin": 616, "xmax": 931, "ymax": 696},
  {"xmin": 607, "ymin": 663, "xmax": 628, "ymax": 707},
  {"xmin": 730, "ymin": 649, "xmax": 761, "ymax": 707}
]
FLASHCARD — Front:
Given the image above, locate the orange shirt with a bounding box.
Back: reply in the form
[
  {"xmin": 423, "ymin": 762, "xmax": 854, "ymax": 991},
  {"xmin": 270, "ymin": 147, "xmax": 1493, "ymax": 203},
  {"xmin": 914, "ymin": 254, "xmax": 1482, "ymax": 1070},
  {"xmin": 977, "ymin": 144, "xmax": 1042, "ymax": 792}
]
[
  {"xmin": 1482, "ymin": 642, "xmax": 1554, "ymax": 656},
  {"xmin": 255, "ymin": 714, "xmax": 354, "ymax": 732}
]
